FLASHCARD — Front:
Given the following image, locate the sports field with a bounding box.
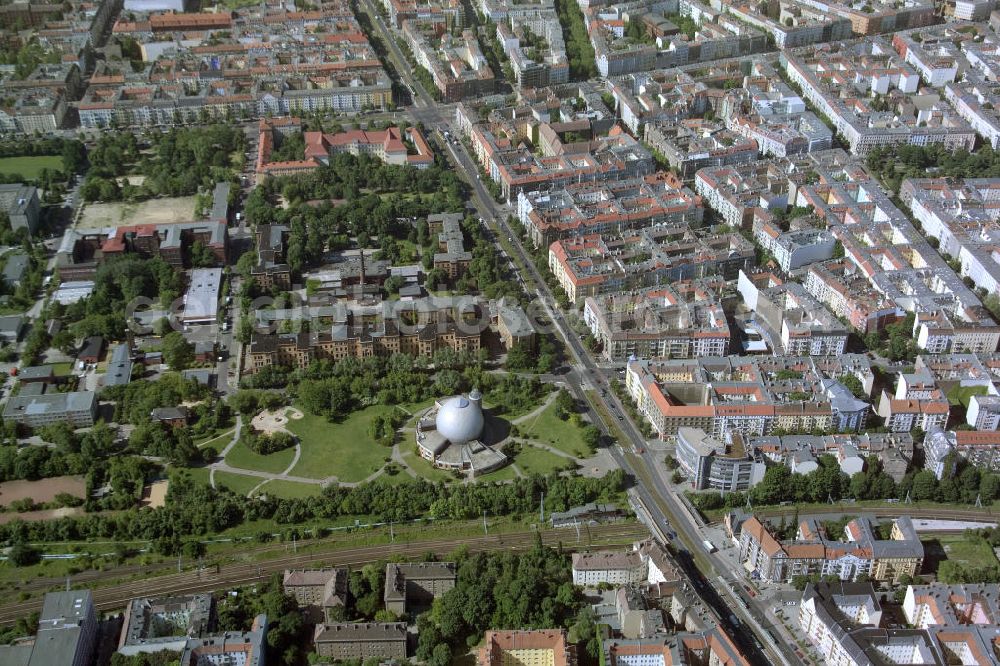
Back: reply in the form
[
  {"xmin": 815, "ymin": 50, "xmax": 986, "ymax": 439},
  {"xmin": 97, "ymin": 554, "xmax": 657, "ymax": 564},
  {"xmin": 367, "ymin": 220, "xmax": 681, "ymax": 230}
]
[{"xmin": 0, "ymin": 155, "xmax": 62, "ymax": 179}]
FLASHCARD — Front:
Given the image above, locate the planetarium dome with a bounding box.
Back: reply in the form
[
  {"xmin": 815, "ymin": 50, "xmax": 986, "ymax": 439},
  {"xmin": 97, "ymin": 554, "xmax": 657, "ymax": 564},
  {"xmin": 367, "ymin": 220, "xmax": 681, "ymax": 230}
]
[{"xmin": 435, "ymin": 389, "xmax": 485, "ymax": 445}]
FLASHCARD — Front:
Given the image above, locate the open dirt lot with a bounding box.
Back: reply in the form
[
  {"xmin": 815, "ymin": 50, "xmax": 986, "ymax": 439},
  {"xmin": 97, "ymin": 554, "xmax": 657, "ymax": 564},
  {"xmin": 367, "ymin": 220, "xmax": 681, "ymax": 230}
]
[
  {"xmin": 140, "ymin": 480, "xmax": 169, "ymax": 508},
  {"xmin": 77, "ymin": 196, "xmax": 198, "ymax": 229},
  {"xmin": 0, "ymin": 507, "xmax": 84, "ymax": 525},
  {"xmin": 0, "ymin": 476, "xmax": 86, "ymax": 507}
]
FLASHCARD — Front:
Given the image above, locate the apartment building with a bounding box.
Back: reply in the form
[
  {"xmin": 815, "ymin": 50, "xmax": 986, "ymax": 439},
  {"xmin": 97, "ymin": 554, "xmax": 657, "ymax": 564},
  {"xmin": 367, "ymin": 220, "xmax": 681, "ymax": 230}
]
[
  {"xmin": 801, "ymin": 582, "xmax": 1000, "ymax": 666},
  {"xmin": 738, "ymin": 275, "xmax": 848, "ymax": 357},
  {"xmin": 547, "ymin": 227, "xmax": 751, "ymax": 304},
  {"xmin": 900, "ymin": 177, "xmax": 1000, "ymax": 306},
  {"xmin": 79, "ymin": 5, "xmax": 393, "ymax": 129},
  {"xmin": 3, "ymin": 390, "xmax": 97, "ymax": 428},
  {"xmin": 739, "ymin": 515, "xmax": 923, "ymax": 584},
  {"xmin": 282, "ymin": 569, "xmax": 348, "ymax": 621},
  {"xmin": 587, "ymin": 2, "xmax": 767, "ymax": 76},
  {"xmin": 429, "ymin": 212, "xmax": 471, "ymax": 280},
  {"xmin": 571, "ymin": 551, "xmax": 646, "ymax": 586},
  {"xmin": 625, "ymin": 355, "xmax": 874, "ymax": 439},
  {"xmin": 0, "ymin": 591, "xmax": 97, "ymax": 666},
  {"xmin": 926, "ymin": 429, "xmax": 1000, "ymax": 479},
  {"xmin": 583, "ymin": 283, "xmax": 732, "ymax": 361},
  {"xmin": 520, "ymin": 172, "xmax": 703, "ymax": 249},
  {"xmin": 246, "ymin": 298, "xmax": 486, "ymax": 371},
  {"xmin": 603, "ymin": 630, "xmax": 749, "ymax": 666},
  {"xmin": 457, "ymin": 105, "xmax": 654, "ymax": 202},
  {"xmin": 694, "ymin": 161, "xmax": 792, "ymax": 229},
  {"xmin": 383, "ymin": 0, "xmax": 464, "ymax": 28},
  {"xmin": 313, "ymin": 623, "xmax": 407, "ymax": 660},
  {"xmin": 782, "ymin": 40, "xmax": 976, "ymax": 156},
  {"xmin": 0, "ymin": 184, "xmax": 41, "ymax": 236},
  {"xmin": 751, "ymin": 219, "xmax": 837, "ymax": 273},
  {"xmin": 747, "ymin": 431, "xmax": 912, "ymax": 481},
  {"xmin": 727, "ymin": 2, "xmax": 851, "ymax": 49},
  {"xmin": 479, "ymin": 630, "xmax": 575, "ymax": 666},
  {"xmin": 402, "ymin": 23, "xmax": 494, "ymax": 101},
  {"xmin": 118, "ymin": 594, "xmax": 213, "ymax": 656},
  {"xmin": 494, "ymin": 6, "xmax": 569, "ymax": 88},
  {"xmin": 383, "ymin": 562, "xmax": 457, "ymax": 615},
  {"xmin": 644, "ymin": 119, "xmax": 757, "ymax": 180},
  {"xmin": 804, "ymin": 260, "xmax": 904, "ymax": 334}
]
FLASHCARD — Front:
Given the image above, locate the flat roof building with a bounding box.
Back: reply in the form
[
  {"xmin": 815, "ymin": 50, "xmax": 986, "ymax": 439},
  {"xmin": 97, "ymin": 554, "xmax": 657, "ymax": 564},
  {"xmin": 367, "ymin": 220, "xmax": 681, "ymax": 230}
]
[
  {"xmin": 181, "ymin": 268, "xmax": 222, "ymax": 324},
  {"xmin": 104, "ymin": 343, "xmax": 133, "ymax": 388},
  {"xmin": 0, "ymin": 590, "xmax": 97, "ymax": 666},
  {"xmin": 3, "ymin": 390, "xmax": 97, "ymax": 428}
]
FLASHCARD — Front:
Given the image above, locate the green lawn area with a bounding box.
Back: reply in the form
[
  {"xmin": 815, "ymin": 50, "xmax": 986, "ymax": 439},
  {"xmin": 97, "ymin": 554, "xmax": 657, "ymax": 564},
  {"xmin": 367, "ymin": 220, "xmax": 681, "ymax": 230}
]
[
  {"xmin": 512, "ymin": 444, "xmax": 573, "ymax": 476},
  {"xmin": 402, "ymin": 398, "xmax": 435, "ymax": 426},
  {"xmin": 479, "ymin": 464, "xmax": 518, "ymax": 481},
  {"xmin": 257, "ymin": 479, "xmax": 323, "ymax": 499},
  {"xmin": 176, "ymin": 466, "xmax": 212, "ymax": 486},
  {"xmin": 195, "ymin": 428, "xmax": 236, "ymax": 449},
  {"xmin": 286, "ymin": 405, "xmax": 395, "ymax": 483},
  {"xmin": 374, "ymin": 470, "xmax": 420, "ymax": 486},
  {"xmin": 947, "ymin": 384, "xmax": 989, "ymax": 408},
  {"xmin": 0, "ymin": 155, "xmax": 62, "ymax": 179},
  {"xmin": 225, "ymin": 438, "xmax": 296, "ymax": 475},
  {"xmin": 938, "ymin": 535, "xmax": 998, "ymax": 565},
  {"xmin": 485, "ymin": 391, "xmax": 553, "ymax": 421},
  {"xmin": 43, "ymin": 362, "xmax": 75, "ymax": 376},
  {"xmin": 213, "ymin": 471, "xmax": 264, "ymax": 497},
  {"xmin": 400, "ymin": 447, "xmax": 456, "ymax": 483},
  {"xmin": 520, "ymin": 402, "xmax": 593, "ymax": 458}
]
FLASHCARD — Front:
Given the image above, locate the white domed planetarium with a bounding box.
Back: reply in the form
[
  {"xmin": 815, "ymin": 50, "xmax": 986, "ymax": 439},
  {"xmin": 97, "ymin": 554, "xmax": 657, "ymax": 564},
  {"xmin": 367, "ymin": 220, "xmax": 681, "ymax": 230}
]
[{"xmin": 415, "ymin": 388, "xmax": 509, "ymax": 476}]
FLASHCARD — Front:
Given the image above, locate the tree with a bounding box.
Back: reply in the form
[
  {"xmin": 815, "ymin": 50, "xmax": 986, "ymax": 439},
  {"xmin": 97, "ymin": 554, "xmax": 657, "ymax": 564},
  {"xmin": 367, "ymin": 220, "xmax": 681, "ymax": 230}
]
[
  {"xmin": 153, "ymin": 317, "xmax": 173, "ymax": 337},
  {"xmin": 838, "ymin": 374, "xmax": 866, "ymax": 399},
  {"xmin": 162, "ymin": 332, "xmax": 194, "ymax": 370},
  {"xmin": 581, "ymin": 425, "xmax": 601, "ymax": 453},
  {"xmin": 751, "ymin": 465, "xmax": 792, "ymax": 505},
  {"xmin": 189, "ymin": 241, "xmax": 216, "ymax": 268},
  {"xmin": 554, "ymin": 389, "xmax": 575, "ymax": 419},
  {"xmin": 505, "ymin": 344, "xmax": 532, "ymax": 370},
  {"xmin": 912, "ymin": 470, "xmax": 938, "ymax": 501},
  {"xmin": 8, "ymin": 542, "xmax": 41, "ymax": 567}
]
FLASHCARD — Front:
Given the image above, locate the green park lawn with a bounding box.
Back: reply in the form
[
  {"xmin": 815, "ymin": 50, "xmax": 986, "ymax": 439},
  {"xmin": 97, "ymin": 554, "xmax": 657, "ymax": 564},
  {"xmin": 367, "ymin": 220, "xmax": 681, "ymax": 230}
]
[
  {"xmin": 374, "ymin": 470, "xmax": 420, "ymax": 486},
  {"xmin": 947, "ymin": 384, "xmax": 989, "ymax": 408},
  {"xmin": 479, "ymin": 464, "xmax": 518, "ymax": 481},
  {"xmin": 213, "ymin": 471, "xmax": 265, "ymax": 497},
  {"xmin": 938, "ymin": 535, "xmax": 998, "ymax": 566},
  {"xmin": 195, "ymin": 428, "xmax": 236, "ymax": 449},
  {"xmin": 43, "ymin": 362, "xmax": 75, "ymax": 376},
  {"xmin": 286, "ymin": 405, "xmax": 395, "ymax": 483},
  {"xmin": 400, "ymin": 447, "xmax": 456, "ymax": 483},
  {"xmin": 224, "ymin": 438, "xmax": 296, "ymax": 475},
  {"xmin": 0, "ymin": 155, "xmax": 62, "ymax": 179},
  {"xmin": 520, "ymin": 402, "xmax": 594, "ymax": 458},
  {"xmin": 512, "ymin": 444, "xmax": 573, "ymax": 476},
  {"xmin": 177, "ymin": 466, "xmax": 211, "ymax": 486},
  {"xmin": 258, "ymin": 479, "xmax": 323, "ymax": 499}
]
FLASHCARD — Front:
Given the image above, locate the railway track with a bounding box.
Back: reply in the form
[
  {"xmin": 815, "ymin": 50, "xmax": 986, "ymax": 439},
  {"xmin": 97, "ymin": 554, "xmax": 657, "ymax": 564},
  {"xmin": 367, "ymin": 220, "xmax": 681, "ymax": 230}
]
[{"xmin": 0, "ymin": 523, "xmax": 647, "ymax": 625}]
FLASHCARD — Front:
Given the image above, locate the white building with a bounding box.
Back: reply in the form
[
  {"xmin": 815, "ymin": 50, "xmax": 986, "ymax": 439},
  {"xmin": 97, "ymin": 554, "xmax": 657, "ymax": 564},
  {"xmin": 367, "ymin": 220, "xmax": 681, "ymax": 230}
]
[{"xmin": 571, "ymin": 551, "xmax": 646, "ymax": 586}]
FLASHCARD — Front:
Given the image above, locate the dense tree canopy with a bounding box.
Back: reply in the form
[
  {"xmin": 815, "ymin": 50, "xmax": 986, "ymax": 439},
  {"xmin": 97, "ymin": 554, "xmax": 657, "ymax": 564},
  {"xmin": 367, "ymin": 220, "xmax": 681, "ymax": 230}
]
[{"xmin": 0, "ymin": 470, "xmax": 626, "ymax": 545}]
